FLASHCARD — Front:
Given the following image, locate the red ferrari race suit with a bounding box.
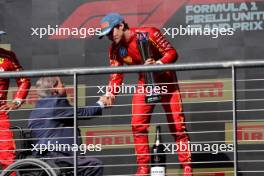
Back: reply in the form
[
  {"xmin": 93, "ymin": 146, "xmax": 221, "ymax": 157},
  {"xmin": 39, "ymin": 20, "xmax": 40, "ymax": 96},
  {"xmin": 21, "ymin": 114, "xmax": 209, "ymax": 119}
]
[
  {"xmin": 107, "ymin": 27, "xmax": 192, "ymax": 170},
  {"xmin": 0, "ymin": 48, "xmax": 30, "ymax": 170}
]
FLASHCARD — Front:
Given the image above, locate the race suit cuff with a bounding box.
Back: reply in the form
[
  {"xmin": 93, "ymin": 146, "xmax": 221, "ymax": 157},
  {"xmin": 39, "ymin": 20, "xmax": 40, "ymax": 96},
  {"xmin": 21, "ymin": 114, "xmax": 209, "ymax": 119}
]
[{"xmin": 13, "ymin": 99, "xmax": 23, "ymax": 107}]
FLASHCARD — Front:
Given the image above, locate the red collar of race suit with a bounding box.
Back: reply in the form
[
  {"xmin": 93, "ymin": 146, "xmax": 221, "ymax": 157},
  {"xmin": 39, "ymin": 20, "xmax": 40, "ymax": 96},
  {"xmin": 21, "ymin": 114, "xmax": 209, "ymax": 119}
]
[{"xmin": 125, "ymin": 29, "xmax": 136, "ymax": 44}]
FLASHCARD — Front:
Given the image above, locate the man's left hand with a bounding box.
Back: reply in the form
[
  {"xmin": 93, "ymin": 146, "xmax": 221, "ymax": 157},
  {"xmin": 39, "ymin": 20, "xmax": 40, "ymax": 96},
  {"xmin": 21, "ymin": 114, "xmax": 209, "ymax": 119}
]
[{"xmin": 0, "ymin": 102, "xmax": 20, "ymax": 114}]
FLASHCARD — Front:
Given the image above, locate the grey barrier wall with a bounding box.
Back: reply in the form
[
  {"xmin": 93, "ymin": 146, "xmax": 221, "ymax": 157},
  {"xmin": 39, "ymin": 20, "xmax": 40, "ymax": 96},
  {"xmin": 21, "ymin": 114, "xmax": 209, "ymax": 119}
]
[{"xmin": 0, "ymin": 0, "xmax": 264, "ymax": 175}]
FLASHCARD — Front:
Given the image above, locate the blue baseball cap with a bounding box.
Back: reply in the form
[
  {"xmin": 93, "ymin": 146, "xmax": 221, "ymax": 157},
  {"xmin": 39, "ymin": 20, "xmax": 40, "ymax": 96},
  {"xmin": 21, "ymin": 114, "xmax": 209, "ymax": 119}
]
[
  {"xmin": 99, "ymin": 13, "xmax": 124, "ymax": 39},
  {"xmin": 0, "ymin": 31, "xmax": 6, "ymax": 35}
]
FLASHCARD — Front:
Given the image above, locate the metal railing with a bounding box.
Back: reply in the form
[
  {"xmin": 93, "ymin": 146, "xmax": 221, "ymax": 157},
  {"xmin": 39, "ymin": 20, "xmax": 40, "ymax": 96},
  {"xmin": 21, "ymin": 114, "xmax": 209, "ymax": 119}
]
[
  {"xmin": 1, "ymin": 60, "xmax": 264, "ymax": 176},
  {"xmin": 1, "ymin": 60, "xmax": 264, "ymax": 78}
]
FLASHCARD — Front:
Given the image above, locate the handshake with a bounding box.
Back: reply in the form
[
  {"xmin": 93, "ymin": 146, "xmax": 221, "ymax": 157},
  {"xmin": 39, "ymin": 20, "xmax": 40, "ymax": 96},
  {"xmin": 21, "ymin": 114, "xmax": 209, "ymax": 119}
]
[{"xmin": 97, "ymin": 94, "xmax": 115, "ymax": 108}]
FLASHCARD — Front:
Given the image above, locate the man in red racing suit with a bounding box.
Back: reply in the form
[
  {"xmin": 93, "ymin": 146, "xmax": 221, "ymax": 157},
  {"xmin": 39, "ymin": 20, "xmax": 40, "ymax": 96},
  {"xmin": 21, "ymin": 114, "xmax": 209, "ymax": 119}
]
[
  {"xmin": 99, "ymin": 13, "xmax": 192, "ymax": 176},
  {"xmin": 0, "ymin": 43, "xmax": 31, "ymax": 173}
]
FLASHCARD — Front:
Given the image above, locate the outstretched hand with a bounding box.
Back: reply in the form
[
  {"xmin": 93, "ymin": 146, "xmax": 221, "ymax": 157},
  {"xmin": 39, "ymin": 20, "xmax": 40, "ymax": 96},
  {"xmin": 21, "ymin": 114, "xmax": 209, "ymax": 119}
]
[
  {"xmin": 99, "ymin": 95, "xmax": 115, "ymax": 108},
  {"xmin": 0, "ymin": 102, "xmax": 20, "ymax": 114}
]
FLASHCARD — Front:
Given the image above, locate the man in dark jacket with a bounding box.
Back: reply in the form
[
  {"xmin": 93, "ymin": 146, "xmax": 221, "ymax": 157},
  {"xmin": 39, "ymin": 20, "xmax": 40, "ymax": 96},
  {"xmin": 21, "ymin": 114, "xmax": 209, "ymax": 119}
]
[{"xmin": 28, "ymin": 77, "xmax": 108, "ymax": 176}]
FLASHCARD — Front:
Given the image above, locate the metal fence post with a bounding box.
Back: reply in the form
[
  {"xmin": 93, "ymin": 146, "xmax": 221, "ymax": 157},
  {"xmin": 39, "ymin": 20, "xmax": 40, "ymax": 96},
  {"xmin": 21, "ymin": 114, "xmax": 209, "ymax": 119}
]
[
  {"xmin": 73, "ymin": 73, "xmax": 78, "ymax": 176},
  {"xmin": 232, "ymin": 65, "xmax": 238, "ymax": 176}
]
